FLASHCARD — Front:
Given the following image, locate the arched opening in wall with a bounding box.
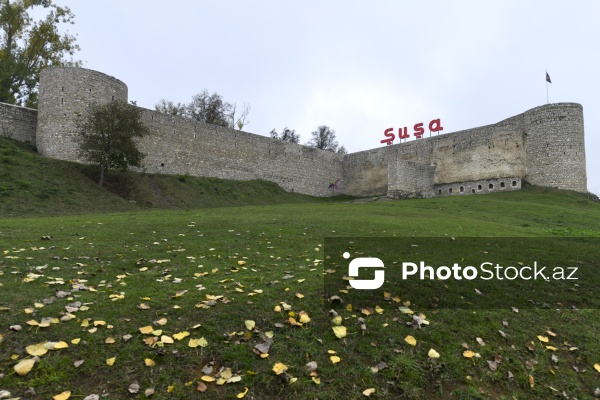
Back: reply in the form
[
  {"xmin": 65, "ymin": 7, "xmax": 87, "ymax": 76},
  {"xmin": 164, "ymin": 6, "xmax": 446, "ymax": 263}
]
[
  {"xmin": 460, "ymin": 186, "xmax": 464, "ymax": 193},
  {"xmin": 438, "ymin": 189, "xmax": 442, "ymax": 195},
  {"xmin": 471, "ymin": 189, "xmax": 476, "ymax": 194},
  {"xmin": 478, "ymin": 185, "xmax": 482, "ymax": 191},
  {"xmin": 512, "ymin": 181, "xmax": 517, "ymax": 187},
  {"xmin": 489, "ymin": 183, "xmax": 494, "ymax": 190},
  {"xmin": 448, "ymin": 188, "xmax": 453, "ymax": 194},
  {"xmin": 500, "ymin": 182, "xmax": 505, "ymax": 188}
]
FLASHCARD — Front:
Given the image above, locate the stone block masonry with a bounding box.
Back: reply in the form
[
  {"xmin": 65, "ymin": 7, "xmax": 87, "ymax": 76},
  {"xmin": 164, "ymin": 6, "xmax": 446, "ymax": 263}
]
[
  {"xmin": 0, "ymin": 66, "xmax": 589, "ymax": 198},
  {"xmin": 0, "ymin": 102, "xmax": 37, "ymax": 146}
]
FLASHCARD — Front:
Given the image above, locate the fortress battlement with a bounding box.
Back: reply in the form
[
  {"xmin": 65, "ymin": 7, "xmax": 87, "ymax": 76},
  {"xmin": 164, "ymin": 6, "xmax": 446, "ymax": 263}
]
[{"xmin": 0, "ymin": 67, "xmax": 588, "ymax": 197}]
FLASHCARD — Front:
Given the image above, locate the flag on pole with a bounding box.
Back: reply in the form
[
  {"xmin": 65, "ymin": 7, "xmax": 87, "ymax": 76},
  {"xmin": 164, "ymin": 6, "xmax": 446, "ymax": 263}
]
[{"xmin": 546, "ymin": 72, "xmax": 552, "ymax": 83}]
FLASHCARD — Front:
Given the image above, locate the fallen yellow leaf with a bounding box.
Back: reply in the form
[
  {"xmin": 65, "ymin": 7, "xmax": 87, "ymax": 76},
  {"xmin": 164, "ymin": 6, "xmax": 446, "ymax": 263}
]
[
  {"xmin": 332, "ymin": 326, "xmax": 347, "ymax": 339},
  {"xmin": 537, "ymin": 335, "xmax": 549, "ymax": 343},
  {"xmin": 330, "ymin": 355, "xmax": 341, "ymax": 364},
  {"xmin": 272, "ymin": 362, "xmax": 288, "ymax": 375},
  {"xmin": 53, "ymin": 390, "xmax": 71, "ymax": 400},
  {"xmin": 245, "ymin": 320, "xmax": 256, "ymax": 330},
  {"xmin": 363, "ymin": 388, "xmax": 376, "ymax": 397},
  {"xmin": 173, "ymin": 331, "xmax": 190, "ymax": 340},
  {"xmin": 594, "ymin": 363, "xmax": 600, "ymax": 373},
  {"xmin": 404, "ymin": 335, "xmax": 417, "ymax": 346},
  {"xmin": 144, "ymin": 358, "xmax": 155, "ymax": 366},
  {"xmin": 106, "ymin": 357, "xmax": 116, "ymax": 366},
  {"xmin": 201, "ymin": 375, "xmax": 216, "ymax": 382},
  {"xmin": 139, "ymin": 326, "xmax": 153, "ymax": 334},
  {"xmin": 428, "ymin": 348, "xmax": 440, "ymax": 359},
  {"xmin": 26, "ymin": 343, "xmax": 49, "ymax": 356},
  {"xmin": 299, "ymin": 311, "xmax": 311, "ymax": 324},
  {"xmin": 237, "ymin": 387, "xmax": 249, "ymax": 398},
  {"xmin": 463, "ymin": 350, "xmax": 475, "ymax": 358},
  {"xmin": 161, "ymin": 335, "xmax": 174, "ymax": 344},
  {"xmin": 189, "ymin": 337, "xmax": 208, "ymax": 348},
  {"xmin": 14, "ymin": 358, "xmax": 35, "ymax": 375}
]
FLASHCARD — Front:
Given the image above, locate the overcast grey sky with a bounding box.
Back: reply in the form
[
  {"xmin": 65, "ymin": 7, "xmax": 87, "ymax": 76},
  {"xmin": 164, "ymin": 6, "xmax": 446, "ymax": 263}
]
[{"xmin": 53, "ymin": 1, "xmax": 599, "ymax": 194}]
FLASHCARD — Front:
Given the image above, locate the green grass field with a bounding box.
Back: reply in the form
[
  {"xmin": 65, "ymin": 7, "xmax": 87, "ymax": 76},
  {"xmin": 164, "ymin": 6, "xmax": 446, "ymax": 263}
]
[{"xmin": 1, "ymin": 137, "xmax": 600, "ymax": 399}]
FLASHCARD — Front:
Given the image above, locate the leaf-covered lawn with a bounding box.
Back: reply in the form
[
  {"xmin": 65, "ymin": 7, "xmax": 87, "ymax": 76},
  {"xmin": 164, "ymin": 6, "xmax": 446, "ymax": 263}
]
[{"xmin": 1, "ymin": 190, "xmax": 600, "ymax": 399}]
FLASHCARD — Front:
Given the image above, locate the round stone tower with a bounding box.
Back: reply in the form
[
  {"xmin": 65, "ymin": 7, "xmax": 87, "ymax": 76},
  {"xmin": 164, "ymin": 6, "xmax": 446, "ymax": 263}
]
[
  {"xmin": 524, "ymin": 103, "xmax": 587, "ymax": 193},
  {"xmin": 36, "ymin": 67, "xmax": 128, "ymax": 161}
]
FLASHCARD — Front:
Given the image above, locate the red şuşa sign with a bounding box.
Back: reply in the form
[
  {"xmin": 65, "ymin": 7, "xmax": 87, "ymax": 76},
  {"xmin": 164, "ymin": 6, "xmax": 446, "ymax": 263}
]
[{"xmin": 380, "ymin": 119, "xmax": 444, "ymax": 146}]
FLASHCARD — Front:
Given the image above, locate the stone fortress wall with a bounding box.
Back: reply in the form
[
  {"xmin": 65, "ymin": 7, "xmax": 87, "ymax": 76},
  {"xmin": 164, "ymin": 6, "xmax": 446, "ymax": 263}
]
[
  {"xmin": 0, "ymin": 66, "xmax": 588, "ymax": 198},
  {"xmin": 0, "ymin": 102, "xmax": 37, "ymax": 146}
]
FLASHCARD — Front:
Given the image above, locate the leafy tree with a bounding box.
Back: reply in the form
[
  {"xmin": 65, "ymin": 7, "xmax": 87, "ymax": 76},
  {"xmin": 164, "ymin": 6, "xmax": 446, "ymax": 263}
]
[
  {"xmin": 0, "ymin": 0, "xmax": 80, "ymax": 107},
  {"xmin": 77, "ymin": 100, "xmax": 149, "ymax": 187},
  {"xmin": 154, "ymin": 98, "xmax": 185, "ymax": 116},
  {"xmin": 155, "ymin": 90, "xmax": 250, "ymax": 130},
  {"xmin": 185, "ymin": 90, "xmax": 230, "ymax": 127},
  {"xmin": 270, "ymin": 127, "xmax": 300, "ymax": 144},
  {"xmin": 307, "ymin": 125, "xmax": 342, "ymax": 152}
]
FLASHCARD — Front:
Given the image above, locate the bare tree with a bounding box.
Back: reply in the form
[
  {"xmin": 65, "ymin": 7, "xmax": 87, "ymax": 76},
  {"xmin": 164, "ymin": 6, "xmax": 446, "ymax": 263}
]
[{"xmin": 230, "ymin": 102, "xmax": 251, "ymax": 130}]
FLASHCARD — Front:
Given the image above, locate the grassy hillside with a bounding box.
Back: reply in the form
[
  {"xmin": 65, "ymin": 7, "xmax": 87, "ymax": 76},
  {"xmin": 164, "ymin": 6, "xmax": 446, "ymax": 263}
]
[
  {"xmin": 0, "ymin": 137, "xmax": 329, "ymax": 217},
  {"xmin": 1, "ymin": 136, "xmax": 600, "ymax": 399}
]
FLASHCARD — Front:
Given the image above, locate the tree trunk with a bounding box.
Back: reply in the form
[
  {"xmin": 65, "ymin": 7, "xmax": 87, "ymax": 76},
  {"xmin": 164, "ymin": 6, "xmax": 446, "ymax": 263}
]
[{"xmin": 99, "ymin": 165, "xmax": 105, "ymax": 187}]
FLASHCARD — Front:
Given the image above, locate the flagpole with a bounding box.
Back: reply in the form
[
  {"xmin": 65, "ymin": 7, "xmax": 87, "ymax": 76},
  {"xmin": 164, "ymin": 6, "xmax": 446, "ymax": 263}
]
[{"xmin": 546, "ymin": 69, "xmax": 550, "ymax": 104}]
